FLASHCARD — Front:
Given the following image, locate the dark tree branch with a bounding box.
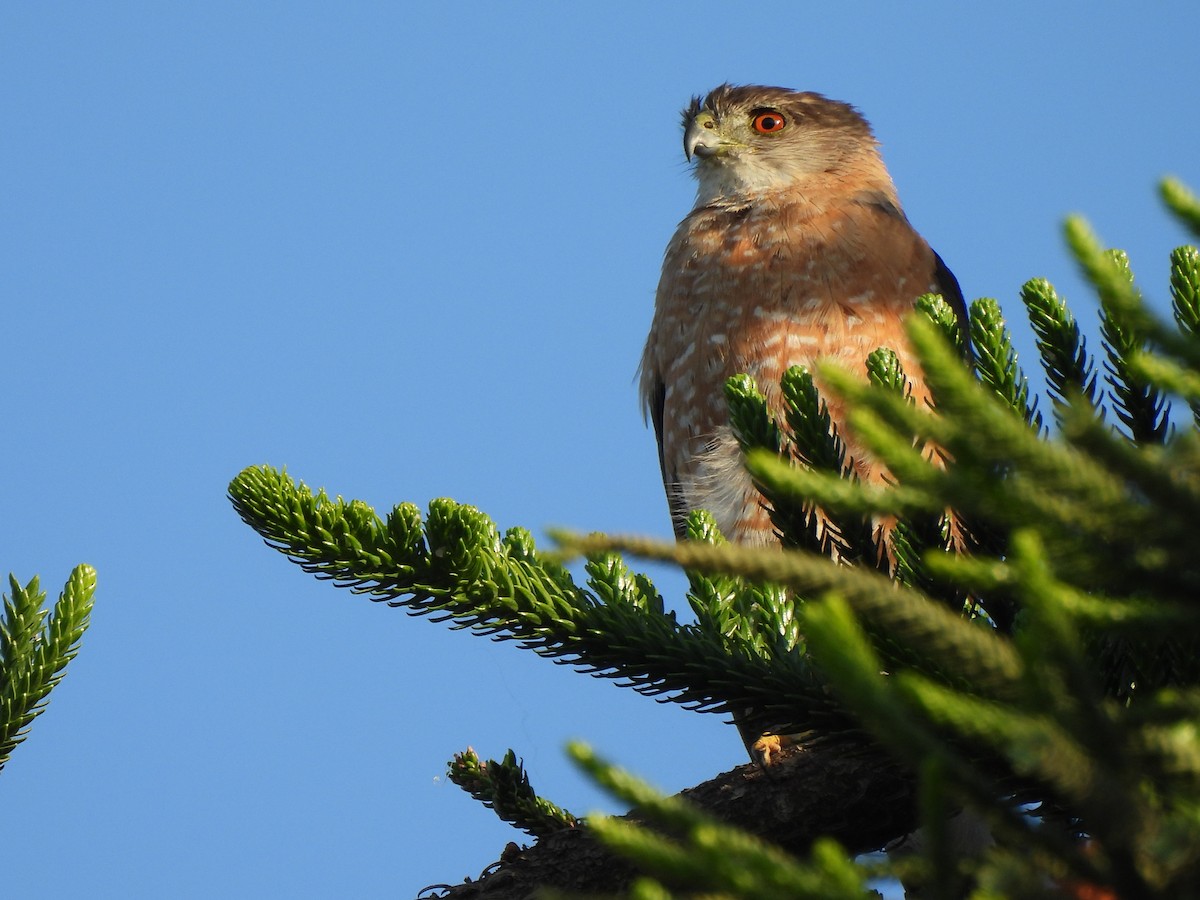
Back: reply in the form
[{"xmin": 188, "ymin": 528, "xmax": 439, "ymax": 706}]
[{"xmin": 426, "ymin": 738, "xmax": 915, "ymax": 898}]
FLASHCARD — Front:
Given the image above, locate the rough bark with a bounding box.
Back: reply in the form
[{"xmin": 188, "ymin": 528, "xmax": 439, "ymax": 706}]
[{"xmin": 420, "ymin": 738, "xmax": 917, "ymax": 898}]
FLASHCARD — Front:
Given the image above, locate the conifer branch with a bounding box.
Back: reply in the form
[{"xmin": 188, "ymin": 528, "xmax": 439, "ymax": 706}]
[
  {"xmin": 969, "ymin": 297, "xmax": 1043, "ymax": 430},
  {"xmin": 723, "ymin": 373, "xmax": 829, "ymax": 558},
  {"xmin": 798, "ymin": 593, "xmax": 1091, "ymax": 881},
  {"xmin": 727, "ymin": 369, "xmax": 884, "ymax": 567},
  {"xmin": 781, "ymin": 367, "xmax": 879, "ymax": 563},
  {"xmin": 1066, "ymin": 220, "xmax": 1170, "ymax": 442},
  {"xmin": 780, "ymin": 367, "xmax": 854, "ymax": 477},
  {"xmin": 820, "ymin": 331, "xmax": 1126, "ymax": 563},
  {"xmin": 558, "ymin": 529, "xmax": 1023, "ymax": 702},
  {"xmin": 228, "ymin": 466, "xmax": 847, "ymax": 732},
  {"xmin": 448, "ymin": 748, "xmax": 580, "ymax": 838},
  {"xmin": 866, "ymin": 347, "xmax": 912, "ymax": 398},
  {"xmin": 1168, "ymin": 245, "xmax": 1200, "ymax": 426},
  {"xmin": 915, "ymin": 293, "xmax": 968, "ymax": 359},
  {"xmin": 1129, "ymin": 352, "xmax": 1200, "ymax": 412},
  {"xmin": 1161, "ymin": 176, "xmax": 1200, "ymax": 239},
  {"xmin": 569, "ymin": 742, "xmax": 872, "ymax": 900},
  {"xmin": 1021, "ymin": 277, "xmax": 1103, "ymax": 422},
  {"xmin": 0, "ymin": 565, "xmax": 95, "ymax": 770},
  {"xmin": 1169, "ymin": 246, "xmax": 1200, "ymax": 337}
]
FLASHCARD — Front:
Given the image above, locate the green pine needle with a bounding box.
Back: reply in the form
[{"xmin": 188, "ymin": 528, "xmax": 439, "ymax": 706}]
[
  {"xmin": 1168, "ymin": 245, "xmax": 1200, "ymax": 426},
  {"xmin": 230, "ymin": 465, "xmax": 845, "ymax": 732},
  {"xmin": 1161, "ymin": 176, "xmax": 1200, "ymax": 240},
  {"xmin": 1021, "ymin": 277, "xmax": 1103, "ymax": 420},
  {"xmin": 969, "ymin": 297, "xmax": 1043, "ymax": 430},
  {"xmin": 780, "ymin": 366, "xmax": 852, "ymax": 476},
  {"xmin": 866, "ymin": 347, "xmax": 911, "ymax": 398},
  {"xmin": 1066, "ymin": 219, "xmax": 1170, "ymax": 443},
  {"xmin": 916, "ymin": 292, "xmax": 968, "ymax": 358},
  {"xmin": 448, "ymin": 747, "xmax": 580, "ymax": 838},
  {"xmin": 725, "ymin": 373, "xmax": 783, "ymax": 456},
  {"xmin": 1169, "ymin": 246, "xmax": 1200, "ymax": 336},
  {"xmin": 0, "ymin": 565, "xmax": 95, "ymax": 771},
  {"xmin": 569, "ymin": 742, "xmax": 872, "ymax": 899}
]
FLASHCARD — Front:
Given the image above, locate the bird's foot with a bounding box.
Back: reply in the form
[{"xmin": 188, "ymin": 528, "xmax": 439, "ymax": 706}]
[{"xmin": 750, "ymin": 732, "xmax": 801, "ymax": 767}]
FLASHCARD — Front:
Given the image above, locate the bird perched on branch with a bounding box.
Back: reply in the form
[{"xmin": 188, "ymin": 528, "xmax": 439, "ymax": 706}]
[{"xmin": 640, "ymin": 84, "xmax": 967, "ymax": 758}]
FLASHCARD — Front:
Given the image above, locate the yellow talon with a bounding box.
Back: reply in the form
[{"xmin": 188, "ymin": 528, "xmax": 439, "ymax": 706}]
[{"xmin": 750, "ymin": 733, "xmax": 795, "ymax": 767}]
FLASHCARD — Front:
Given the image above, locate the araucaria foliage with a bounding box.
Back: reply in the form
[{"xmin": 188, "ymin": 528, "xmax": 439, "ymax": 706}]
[
  {"xmin": 0, "ymin": 566, "xmax": 95, "ymax": 771},
  {"xmin": 231, "ymin": 179, "xmax": 1200, "ymax": 899}
]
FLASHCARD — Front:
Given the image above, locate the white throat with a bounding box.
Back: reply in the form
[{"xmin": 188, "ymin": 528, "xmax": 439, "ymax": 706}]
[{"xmin": 691, "ymin": 154, "xmax": 806, "ymax": 207}]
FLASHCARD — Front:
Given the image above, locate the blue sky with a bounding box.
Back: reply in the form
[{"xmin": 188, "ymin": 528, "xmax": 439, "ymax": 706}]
[{"xmin": 3, "ymin": 4, "xmax": 1198, "ymax": 896}]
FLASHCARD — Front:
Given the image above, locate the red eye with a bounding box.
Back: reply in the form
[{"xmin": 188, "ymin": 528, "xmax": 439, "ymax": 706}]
[{"xmin": 752, "ymin": 112, "xmax": 786, "ymax": 134}]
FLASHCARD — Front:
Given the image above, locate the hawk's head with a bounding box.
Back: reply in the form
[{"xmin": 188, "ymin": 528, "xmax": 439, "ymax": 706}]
[{"xmin": 682, "ymin": 84, "xmax": 888, "ymax": 205}]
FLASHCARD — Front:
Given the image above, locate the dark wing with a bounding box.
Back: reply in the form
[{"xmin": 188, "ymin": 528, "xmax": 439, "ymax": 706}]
[
  {"xmin": 644, "ymin": 367, "xmax": 690, "ymax": 540},
  {"xmin": 931, "ymin": 250, "xmax": 971, "ymax": 358}
]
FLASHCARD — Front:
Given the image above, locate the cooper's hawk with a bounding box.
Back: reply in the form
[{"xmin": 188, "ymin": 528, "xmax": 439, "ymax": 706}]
[{"xmin": 640, "ymin": 84, "xmax": 966, "ymax": 757}]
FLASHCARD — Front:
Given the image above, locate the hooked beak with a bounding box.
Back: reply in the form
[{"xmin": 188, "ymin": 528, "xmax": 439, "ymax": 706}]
[{"xmin": 684, "ymin": 111, "xmax": 723, "ymax": 161}]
